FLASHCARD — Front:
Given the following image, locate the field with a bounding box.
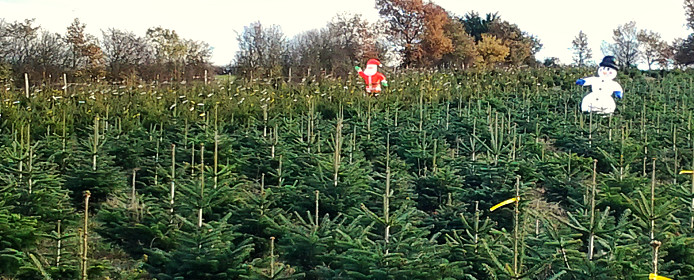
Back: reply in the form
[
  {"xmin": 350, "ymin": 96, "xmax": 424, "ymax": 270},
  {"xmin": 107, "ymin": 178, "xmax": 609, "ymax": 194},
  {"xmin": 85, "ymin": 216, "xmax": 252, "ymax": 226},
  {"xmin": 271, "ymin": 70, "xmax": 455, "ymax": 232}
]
[{"xmin": 1, "ymin": 68, "xmax": 694, "ymax": 279}]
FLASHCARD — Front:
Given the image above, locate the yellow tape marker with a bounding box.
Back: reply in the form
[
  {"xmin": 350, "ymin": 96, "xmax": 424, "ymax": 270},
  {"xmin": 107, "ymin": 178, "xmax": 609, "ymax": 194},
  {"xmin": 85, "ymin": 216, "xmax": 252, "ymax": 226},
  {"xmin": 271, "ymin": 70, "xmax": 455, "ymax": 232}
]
[
  {"xmin": 679, "ymin": 170, "xmax": 693, "ymax": 174},
  {"xmin": 649, "ymin": 273, "xmax": 672, "ymax": 280},
  {"xmin": 490, "ymin": 197, "xmax": 519, "ymax": 212}
]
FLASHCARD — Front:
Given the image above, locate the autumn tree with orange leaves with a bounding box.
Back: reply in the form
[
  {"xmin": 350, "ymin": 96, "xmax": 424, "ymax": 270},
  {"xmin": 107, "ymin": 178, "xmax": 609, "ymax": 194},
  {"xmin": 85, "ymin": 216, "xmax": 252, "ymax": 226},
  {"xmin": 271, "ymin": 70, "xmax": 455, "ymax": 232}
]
[
  {"xmin": 420, "ymin": 3, "xmax": 453, "ymax": 66},
  {"xmin": 377, "ymin": 0, "xmax": 461, "ymax": 67},
  {"xmin": 378, "ymin": 2, "xmax": 540, "ymax": 69}
]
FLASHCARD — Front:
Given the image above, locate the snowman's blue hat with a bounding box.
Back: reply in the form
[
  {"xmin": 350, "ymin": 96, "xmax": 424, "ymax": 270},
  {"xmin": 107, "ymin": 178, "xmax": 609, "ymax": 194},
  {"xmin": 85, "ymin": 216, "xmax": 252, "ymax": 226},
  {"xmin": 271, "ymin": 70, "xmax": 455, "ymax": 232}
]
[{"xmin": 599, "ymin": 56, "xmax": 618, "ymax": 70}]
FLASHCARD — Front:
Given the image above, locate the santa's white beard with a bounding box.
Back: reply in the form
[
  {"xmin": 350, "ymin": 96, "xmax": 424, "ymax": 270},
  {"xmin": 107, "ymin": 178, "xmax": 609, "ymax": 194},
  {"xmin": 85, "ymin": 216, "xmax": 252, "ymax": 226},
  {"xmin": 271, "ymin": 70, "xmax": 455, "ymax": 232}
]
[{"xmin": 364, "ymin": 66, "xmax": 377, "ymax": 75}]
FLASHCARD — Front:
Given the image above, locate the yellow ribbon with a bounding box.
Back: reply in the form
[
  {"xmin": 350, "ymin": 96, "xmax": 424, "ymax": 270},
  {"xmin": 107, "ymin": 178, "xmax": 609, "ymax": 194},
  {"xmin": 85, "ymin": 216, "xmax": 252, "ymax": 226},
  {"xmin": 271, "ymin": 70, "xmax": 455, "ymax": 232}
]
[
  {"xmin": 490, "ymin": 197, "xmax": 519, "ymax": 212},
  {"xmin": 649, "ymin": 273, "xmax": 672, "ymax": 280}
]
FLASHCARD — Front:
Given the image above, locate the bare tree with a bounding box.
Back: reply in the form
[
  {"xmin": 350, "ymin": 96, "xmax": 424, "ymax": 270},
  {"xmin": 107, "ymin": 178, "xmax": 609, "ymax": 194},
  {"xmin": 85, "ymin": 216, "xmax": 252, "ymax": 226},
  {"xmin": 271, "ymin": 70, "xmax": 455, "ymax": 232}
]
[
  {"xmin": 31, "ymin": 30, "xmax": 70, "ymax": 82},
  {"xmin": 656, "ymin": 42, "xmax": 675, "ymax": 69},
  {"xmin": 3, "ymin": 19, "xmax": 40, "ymax": 75},
  {"xmin": 674, "ymin": 0, "xmax": 694, "ymax": 67},
  {"xmin": 182, "ymin": 39, "xmax": 213, "ymax": 81},
  {"xmin": 287, "ymin": 29, "xmax": 329, "ymax": 78},
  {"xmin": 146, "ymin": 27, "xmax": 187, "ymax": 81},
  {"xmin": 376, "ymin": 0, "xmax": 425, "ymax": 67},
  {"xmin": 284, "ymin": 13, "xmax": 386, "ymax": 79},
  {"xmin": 602, "ymin": 21, "xmax": 640, "ymax": 68},
  {"xmin": 0, "ymin": 19, "xmax": 10, "ymax": 60},
  {"xmin": 234, "ymin": 21, "xmax": 286, "ymax": 78},
  {"xmin": 571, "ymin": 30, "xmax": 592, "ymax": 66},
  {"xmin": 674, "ymin": 35, "xmax": 694, "ymax": 67},
  {"xmin": 101, "ymin": 28, "xmax": 151, "ymax": 81},
  {"xmin": 327, "ymin": 13, "xmax": 384, "ymax": 76},
  {"xmin": 638, "ymin": 29, "xmax": 670, "ymax": 70}
]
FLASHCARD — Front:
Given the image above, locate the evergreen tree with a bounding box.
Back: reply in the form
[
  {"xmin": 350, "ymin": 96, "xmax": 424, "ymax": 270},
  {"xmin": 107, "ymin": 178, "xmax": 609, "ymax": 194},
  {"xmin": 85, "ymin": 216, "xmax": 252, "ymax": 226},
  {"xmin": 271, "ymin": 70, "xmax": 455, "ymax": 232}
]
[{"xmin": 145, "ymin": 214, "xmax": 254, "ymax": 279}]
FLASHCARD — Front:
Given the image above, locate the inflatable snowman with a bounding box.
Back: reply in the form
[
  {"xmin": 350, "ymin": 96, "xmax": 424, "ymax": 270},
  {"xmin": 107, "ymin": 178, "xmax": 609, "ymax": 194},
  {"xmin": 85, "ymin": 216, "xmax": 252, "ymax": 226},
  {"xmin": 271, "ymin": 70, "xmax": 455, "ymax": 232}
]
[
  {"xmin": 355, "ymin": 59, "xmax": 387, "ymax": 96},
  {"xmin": 576, "ymin": 56, "xmax": 623, "ymax": 115}
]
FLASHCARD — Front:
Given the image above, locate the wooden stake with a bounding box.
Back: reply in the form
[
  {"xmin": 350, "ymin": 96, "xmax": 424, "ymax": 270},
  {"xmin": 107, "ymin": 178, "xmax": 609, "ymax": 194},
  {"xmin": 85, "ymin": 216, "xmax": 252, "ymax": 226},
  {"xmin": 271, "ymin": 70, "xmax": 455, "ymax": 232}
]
[
  {"xmin": 419, "ymin": 87, "xmax": 423, "ymax": 133},
  {"xmin": 513, "ymin": 176, "xmax": 520, "ymax": 275},
  {"xmin": 271, "ymin": 123, "xmax": 278, "ymax": 159},
  {"xmin": 535, "ymin": 199, "xmax": 540, "ymax": 236},
  {"xmin": 431, "ymin": 137, "xmax": 437, "ymax": 173},
  {"xmin": 56, "ymin": 220, "xmax": 62, "ymax": 267},
  {"xmin": 446, "ymin": 101, "xmax": 450, "ymax": 130},
  {"xmin": 198, "ymin": 144, "xmax": 204, "ymax": 228},
  {"xmin": 278, "ymin": 155, "xmax": 283, "ymax": 186},
  {"xmin": 62, "ymin": 109, "xmax": 67, "ymax": 151},
  {"xmin": 170, "ymin": 144, "xmax": 176, "ymax": 217},
  {"xmin": 651, "ymin": 240, "xmax": 662, "ymax": 277},
  {"xmin": 334, "ymin": 108, "xmax": 342, "ymax": 187},
  {"xmin": 24, "ymin": 73, "xmax": 29, "ymax": 98},
  {"xmin": 608, "ymin": 114, "xmax": 612, "ymax": 141},
  {"xmin": 263, "ymin": 104, "xmax": 268, "ymax": 138},
  {"xmin": 620, "ymin": 127, "xmax": 625, "ymax": 181},
  {"xmin": 63, "ymin": 73, "xmax": 67, "ymax": 96},
  {"xmin": 588, "ymin": 110, "xmax": 593, "ymax": 148},
  {"xmin": 191, "ymin": 143, "xmax": 195, "ymax": 176},
  {"xmin": 28, "ymin": 124, "xmax": 32, "ymax": 194},
  {"xmin": 81, "ymin": 191, "xmax": 91, "ymax": 280},
  {"xmin": 673, "ymin": 125, "xmax": 678, "ymax": 185},
  {"xmin": 270, "ymin": 237, "xmax": 276, "ymax": 278},
  {"xmin": 473, "ymin": 201, "xmax": 479, "ymax": 252},
  {"xmin": 314, "ymin": 190, "xmax": 320, "ymax": 230},
  {"xmin": 588, "ymin": 159, "xmax": 597, "ymax": 260},
  {"xmin": 385, "ymin": 133, "xmax": 391, "ymax": 256},
  {"xmin": 214, "ymin": 105, "xmax": 218, "ymax": 189},
  {"xmin": 650, "ymin": 158, "xmax": 656, "ymax": 241},
  {"xmin": 92, "ymin": 115, "xmax": 98, "ymax": 171},
  {"xmin": 394, "ymin": 96, "xmax": 399, "ymax": 127},
  {"xmin": 131, "ymin": 168, "xmax": 138, "ymax": 210},
  {"xmin": 155, "ymin": 131, "xmax": 161, "ymax": 186}
]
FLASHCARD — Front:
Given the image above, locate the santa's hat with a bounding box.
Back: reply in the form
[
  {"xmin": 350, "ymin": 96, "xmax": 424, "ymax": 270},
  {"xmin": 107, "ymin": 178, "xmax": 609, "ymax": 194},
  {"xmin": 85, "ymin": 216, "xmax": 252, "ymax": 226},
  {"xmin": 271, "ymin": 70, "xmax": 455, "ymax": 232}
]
[{"xmin": 367, "ymin": 59, "xmax": 382, "ymax": 67}]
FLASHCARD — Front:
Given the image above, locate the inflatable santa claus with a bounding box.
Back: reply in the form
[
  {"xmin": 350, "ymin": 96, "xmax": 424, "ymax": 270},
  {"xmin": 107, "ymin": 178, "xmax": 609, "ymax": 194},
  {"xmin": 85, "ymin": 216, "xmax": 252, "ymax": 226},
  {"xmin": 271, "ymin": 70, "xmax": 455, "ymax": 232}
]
[{"xmin": 355, "ymin": 59, "xmax": 388, "ymax": 96}]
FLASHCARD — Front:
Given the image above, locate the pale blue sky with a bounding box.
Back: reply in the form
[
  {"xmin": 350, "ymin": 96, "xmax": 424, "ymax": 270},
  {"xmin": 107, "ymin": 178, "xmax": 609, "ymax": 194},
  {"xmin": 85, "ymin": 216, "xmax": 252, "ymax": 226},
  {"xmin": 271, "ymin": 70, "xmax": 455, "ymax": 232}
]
[{"xmin": 0, "ymin": 0, "xmax": 689, "ymax": 67}]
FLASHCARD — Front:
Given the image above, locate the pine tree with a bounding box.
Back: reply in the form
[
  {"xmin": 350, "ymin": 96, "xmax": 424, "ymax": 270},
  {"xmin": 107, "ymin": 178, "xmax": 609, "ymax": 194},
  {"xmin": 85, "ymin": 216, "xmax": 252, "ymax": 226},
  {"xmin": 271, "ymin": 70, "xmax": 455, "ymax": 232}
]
[
  {"xmin": 64, "ymin": 115, "xmax": 127, "ymax": 206},
  {"xmin": 145, "ymin": 213, "xmax": 254, "ymax": 279},
  {"xmin": 243, "ymin": 236, "xmax": 305, "ymax": 280},
  {"xmin": 0, "ymin": 184, "xmax": 39, "ymax": 276},
  {"xmin": 444, "ymin": 201, "xmax": 494, "ymax": 278}
]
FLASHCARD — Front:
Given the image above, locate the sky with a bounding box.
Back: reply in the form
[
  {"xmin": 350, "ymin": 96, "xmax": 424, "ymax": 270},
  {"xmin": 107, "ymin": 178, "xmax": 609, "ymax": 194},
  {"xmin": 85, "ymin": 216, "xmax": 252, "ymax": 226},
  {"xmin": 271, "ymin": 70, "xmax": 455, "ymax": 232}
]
[{"xmin": 0, "ymin": 0, "xmax": 690, "ymax": 67}]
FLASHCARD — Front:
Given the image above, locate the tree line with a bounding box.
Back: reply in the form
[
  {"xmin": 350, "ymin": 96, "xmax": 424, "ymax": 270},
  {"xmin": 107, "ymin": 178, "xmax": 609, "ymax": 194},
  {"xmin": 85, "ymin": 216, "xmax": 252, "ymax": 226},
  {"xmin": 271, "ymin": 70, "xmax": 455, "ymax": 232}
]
[
  {"xmin": 0, "ymin": 18, "xmax": 214, "ymax": 86},
  {"xmin": 234, "ymin": 0, "xmax": 694, "ymax": 78},
  {"xmin": 233, "ymin": 3, "xmax": 544, "ymax": 80},
  {"xmin": 1, "ymin": 0, "xmax": 694, "ymax": 86}
]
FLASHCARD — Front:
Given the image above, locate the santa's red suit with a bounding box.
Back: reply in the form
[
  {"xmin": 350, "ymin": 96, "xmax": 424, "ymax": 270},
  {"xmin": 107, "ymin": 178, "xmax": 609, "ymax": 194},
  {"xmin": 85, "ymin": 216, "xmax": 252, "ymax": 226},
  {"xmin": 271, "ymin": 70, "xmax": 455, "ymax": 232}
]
[{"xmin": 356, "ymin": 59, "xmax": 387, "ymax": 95}]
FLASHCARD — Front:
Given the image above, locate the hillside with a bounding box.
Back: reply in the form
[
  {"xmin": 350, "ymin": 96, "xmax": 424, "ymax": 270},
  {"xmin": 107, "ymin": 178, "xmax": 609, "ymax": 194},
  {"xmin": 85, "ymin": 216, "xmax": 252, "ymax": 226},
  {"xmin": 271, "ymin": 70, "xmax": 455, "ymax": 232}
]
[{"xmin": 1, "ymin": 68, "xmax": 694, "ymax": 279}]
